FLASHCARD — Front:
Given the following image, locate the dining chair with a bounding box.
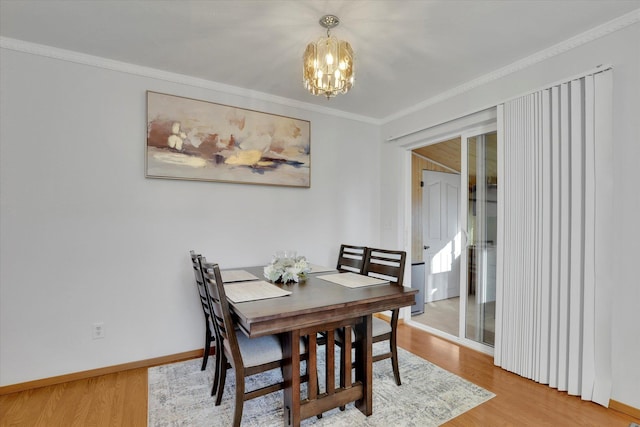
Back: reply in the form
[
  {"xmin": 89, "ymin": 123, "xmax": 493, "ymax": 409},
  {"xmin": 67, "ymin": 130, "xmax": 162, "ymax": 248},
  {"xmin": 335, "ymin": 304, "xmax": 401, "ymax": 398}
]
[
  {"xmin": 336, "ymin": 244, "xmax": 367, "ymax": 273},
  {"xmin": 191, "ymin": 250, "xmax": 229, "ymax": 401},
  {"xmin": 318, "ymin": 244, "xmax": 368, "ymax": 352},
  {"xmin": 189, "ymin": 250, "xmax": 217, "ymax": 372},
  {"xmin": 337, "ymin": 247, "xmax": 407, "ymax": 386},
  {"xmin": 200, "ymin": 260, "xmax": 312, "ymax": 427}
]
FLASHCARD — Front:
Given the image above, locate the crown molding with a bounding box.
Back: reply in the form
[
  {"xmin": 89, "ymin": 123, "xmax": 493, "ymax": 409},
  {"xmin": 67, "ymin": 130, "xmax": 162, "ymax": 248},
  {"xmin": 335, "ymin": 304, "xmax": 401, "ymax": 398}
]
[
  {"xmin": 0, "ymin": 36, "xmax": 378, "ymax": 125},
  {"xmin": 381, "ymin": 8, "xmax": 640, "ymax": 124},
  {"xmin": 2, "ymin": 8, "xmax": 638, "ymax": 127}
]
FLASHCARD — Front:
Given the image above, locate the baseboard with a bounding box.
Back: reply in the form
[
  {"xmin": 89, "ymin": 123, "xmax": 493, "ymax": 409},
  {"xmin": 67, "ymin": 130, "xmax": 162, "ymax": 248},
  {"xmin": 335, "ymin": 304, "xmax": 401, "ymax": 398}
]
[
  {"xmin": 0, "ymin": 349, "xmax": 203, "ymax": 395},
  {"xmin": 609, "ymin": 399, "xmax": 640, "ymax": 419}
]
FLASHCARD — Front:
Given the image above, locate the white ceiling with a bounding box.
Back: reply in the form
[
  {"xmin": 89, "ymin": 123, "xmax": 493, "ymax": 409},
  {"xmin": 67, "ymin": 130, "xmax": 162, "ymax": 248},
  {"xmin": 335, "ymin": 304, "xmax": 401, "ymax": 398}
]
[{"xmin": 1, "ymin": 0, "xmax": 638, "ymax": 120}]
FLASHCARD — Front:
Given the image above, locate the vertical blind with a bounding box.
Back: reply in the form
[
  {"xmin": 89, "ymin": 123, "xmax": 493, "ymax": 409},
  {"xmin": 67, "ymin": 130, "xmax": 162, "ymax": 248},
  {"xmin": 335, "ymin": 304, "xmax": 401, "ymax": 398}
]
[{"xmin": 495, "ymin": 69, "xmax": 613, "ymax": 406}]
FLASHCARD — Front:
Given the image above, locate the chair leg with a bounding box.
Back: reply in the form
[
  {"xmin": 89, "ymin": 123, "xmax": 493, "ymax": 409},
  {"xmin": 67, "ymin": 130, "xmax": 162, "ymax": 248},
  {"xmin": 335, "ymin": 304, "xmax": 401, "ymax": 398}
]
[
  {"xmin": 202, "ymin": 325, "xmax": 211, "ymax": 371},
  {"xmin": 215, "ymin": 354, "xmax": 227, "ymax": 406},
  {"xmin": 211, "ymin": 342, "xmax": 221, "ymax": 397},
  {"xmin": 391, "ymin": 335, "xmax": 401, "ymax": 386},
  {"xmin": 233, "ymin": 370, "xmax": 245, "ymax": 427}
]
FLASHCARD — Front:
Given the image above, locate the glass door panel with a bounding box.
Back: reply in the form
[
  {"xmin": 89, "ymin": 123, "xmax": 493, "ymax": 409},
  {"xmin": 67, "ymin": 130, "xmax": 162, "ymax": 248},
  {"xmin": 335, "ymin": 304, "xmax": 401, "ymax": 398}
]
[{"xmin": 465, "ymin": 131, "xmax": 497, "ymax": 346}]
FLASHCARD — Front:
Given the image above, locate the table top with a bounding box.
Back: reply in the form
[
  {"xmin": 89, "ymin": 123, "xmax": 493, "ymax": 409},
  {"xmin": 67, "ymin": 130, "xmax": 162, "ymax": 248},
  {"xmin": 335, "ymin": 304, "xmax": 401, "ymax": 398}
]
[{"xmin": 227, "ymin": 266, "xmax": 417, "ymax": 337}]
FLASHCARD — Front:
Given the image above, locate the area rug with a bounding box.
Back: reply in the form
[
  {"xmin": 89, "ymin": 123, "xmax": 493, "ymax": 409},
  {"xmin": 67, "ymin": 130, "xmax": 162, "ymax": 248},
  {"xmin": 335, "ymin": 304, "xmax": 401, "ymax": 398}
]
[{"xmin": 148, "ymin": 343, "xmax": 494, "ymax": 426}]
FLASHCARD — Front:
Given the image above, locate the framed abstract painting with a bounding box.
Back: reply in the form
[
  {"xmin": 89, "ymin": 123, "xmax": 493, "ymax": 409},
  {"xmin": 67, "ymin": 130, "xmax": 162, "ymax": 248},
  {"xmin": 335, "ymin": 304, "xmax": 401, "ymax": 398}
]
[{"xmin": 146, "ymin": 91, "xmax": 311, "ymax": 187}]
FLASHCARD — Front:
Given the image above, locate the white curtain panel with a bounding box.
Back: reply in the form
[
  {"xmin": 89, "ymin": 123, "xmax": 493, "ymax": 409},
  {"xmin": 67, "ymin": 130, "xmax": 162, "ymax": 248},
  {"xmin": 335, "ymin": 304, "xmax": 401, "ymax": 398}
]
[{"xmin": 495, "ymin": 69, "xmax": 613, "ymax": 406}]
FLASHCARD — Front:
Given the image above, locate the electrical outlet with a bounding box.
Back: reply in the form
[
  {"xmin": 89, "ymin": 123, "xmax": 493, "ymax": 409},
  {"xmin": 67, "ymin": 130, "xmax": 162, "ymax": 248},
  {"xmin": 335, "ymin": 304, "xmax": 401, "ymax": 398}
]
[{"xmin": 92, "ymin": 322, "xmax": 105, "ymax": 340}]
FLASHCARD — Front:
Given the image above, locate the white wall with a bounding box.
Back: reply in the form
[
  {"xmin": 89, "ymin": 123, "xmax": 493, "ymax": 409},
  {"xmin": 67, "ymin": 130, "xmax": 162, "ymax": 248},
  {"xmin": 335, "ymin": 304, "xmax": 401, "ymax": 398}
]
[
  {"xmin": 380, "ymin": 22, "xmax": 640, "ymax": 408},
  {"xmin": 0, "ymin": 47, "xmax": 381, "ymax": 385}
]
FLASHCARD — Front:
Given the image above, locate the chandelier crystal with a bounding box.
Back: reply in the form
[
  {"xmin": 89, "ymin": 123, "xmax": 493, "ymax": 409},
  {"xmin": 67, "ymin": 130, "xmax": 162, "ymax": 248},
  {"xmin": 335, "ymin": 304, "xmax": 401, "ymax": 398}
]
[{"xmin": 303, "ymin": 15, "xmax": 354, "ymax": 99}]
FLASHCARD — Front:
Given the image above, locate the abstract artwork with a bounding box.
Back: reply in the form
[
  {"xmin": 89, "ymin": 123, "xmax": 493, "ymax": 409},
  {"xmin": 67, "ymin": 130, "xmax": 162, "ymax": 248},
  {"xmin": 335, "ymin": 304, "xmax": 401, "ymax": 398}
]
[{"xmin": 146, "ymin": 91, "xmax": 311, "ymax": 187}]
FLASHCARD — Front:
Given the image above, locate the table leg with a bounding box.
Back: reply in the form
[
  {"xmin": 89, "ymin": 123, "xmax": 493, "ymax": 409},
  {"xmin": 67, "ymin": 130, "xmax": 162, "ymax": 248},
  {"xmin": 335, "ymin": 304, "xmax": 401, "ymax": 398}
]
[
  {"xmin": 283, "ymin": 329, "xmax": 301, "ymax": 427},
  {"xmin": 354, "ymin": 314, "xmax": 372, "ymax": 416}
]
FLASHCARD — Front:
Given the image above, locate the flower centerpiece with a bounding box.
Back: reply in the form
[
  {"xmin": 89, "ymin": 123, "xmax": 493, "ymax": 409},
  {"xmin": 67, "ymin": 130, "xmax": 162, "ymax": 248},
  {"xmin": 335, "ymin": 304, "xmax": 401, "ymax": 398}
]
[{"xmin": 264, "ymin": 252, "xmax": 311, "ymax": 284}]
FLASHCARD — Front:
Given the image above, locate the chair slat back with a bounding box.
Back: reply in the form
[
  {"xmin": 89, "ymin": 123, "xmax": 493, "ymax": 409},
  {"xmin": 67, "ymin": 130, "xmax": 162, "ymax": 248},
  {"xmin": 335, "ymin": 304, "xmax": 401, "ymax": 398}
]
[
  {"xmin": 190, "ymin": 251, "xmax": 213, "ymax": 325},
  {"xmin": 363, "ymin": 248, "xmax": 406, "ymax": 287},
  {"xmin": 201, "ymin": 260, "xmax": 242, "ymax": 367},
  {"xmin": 336, "ymin": 244, "xmax": 367, "ymax": 274}
]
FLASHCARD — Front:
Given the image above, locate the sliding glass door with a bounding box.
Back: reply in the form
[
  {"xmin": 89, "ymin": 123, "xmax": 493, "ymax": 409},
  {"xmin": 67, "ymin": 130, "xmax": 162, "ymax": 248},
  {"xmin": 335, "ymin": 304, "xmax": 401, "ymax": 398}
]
[
  {"xmin": 462, "ymin": 128, "xmax": 497, "ymax": 347},
  {"xmin": 408, "ymin": 124, "xmax": 497, "ymax": 354}
]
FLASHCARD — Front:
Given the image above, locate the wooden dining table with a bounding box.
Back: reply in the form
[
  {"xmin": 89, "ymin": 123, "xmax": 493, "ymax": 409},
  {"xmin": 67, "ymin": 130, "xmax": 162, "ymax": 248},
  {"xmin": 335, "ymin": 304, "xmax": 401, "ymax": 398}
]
[{"xmin": 225, "ymin": 265, "xmax": 417, "ymax": 427}]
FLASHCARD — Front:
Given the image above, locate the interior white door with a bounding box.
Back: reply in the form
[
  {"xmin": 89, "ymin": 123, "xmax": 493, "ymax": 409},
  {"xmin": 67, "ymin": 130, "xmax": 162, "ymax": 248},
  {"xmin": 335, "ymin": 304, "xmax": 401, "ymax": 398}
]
[{"xmin": 422, "ymin": 170, "xmax": 461, "ymax": 303}]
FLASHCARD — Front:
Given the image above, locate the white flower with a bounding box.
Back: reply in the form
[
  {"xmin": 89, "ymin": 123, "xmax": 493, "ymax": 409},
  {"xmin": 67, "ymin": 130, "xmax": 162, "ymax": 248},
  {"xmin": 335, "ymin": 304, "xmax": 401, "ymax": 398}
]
[
  {"xmin": 263, "ymin": 264, "xmax": 282, "ymax": 282},
  {"xmin": 294, "ymin": 257, "xmax": 311, "ymax": 275},
  {"xmin": 263, "ymin": 254, "xmax": 310, "ymax": 283},
  {"xmin": 281, "ymin": 269, "xmax": 297, "ymax": 283}
]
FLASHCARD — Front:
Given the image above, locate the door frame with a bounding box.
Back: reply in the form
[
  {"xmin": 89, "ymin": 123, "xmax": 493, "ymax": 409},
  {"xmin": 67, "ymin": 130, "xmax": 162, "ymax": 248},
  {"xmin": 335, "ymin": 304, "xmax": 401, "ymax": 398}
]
[{"xmin": 403, "ymin": 122, "xmax": 497, "ymax": 356}]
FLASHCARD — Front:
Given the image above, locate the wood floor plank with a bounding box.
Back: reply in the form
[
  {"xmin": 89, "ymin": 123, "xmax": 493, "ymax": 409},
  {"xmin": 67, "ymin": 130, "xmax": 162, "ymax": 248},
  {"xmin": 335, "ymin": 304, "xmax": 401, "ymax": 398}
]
[
  {"xmin": 0, "ymin": 326, "xmax": 637, "ymax": 426},
  {"xmin": 116, "ymin": 368, "xmax": 148, "ymax": 427},
  {"xmin": 69, "ymin": 382, "xmax": 92, "ymax": 427},
  {"xmin": 34, "ymin": 383, "xmax": 68, "ymax": 426}
]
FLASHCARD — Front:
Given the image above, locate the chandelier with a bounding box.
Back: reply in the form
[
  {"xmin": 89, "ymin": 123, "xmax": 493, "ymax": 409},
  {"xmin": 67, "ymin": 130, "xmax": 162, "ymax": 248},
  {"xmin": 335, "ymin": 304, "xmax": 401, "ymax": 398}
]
[{"xmin": 303, "ymin": 15, "xmax": 354, "ymax": 99}]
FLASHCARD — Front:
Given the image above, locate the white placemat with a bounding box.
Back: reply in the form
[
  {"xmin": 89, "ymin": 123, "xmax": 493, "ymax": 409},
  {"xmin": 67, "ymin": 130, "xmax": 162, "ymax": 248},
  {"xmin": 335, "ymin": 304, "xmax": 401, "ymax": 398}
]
[
  {"xmin": 224, "ymin": 280, "xmax": 291, "ymax": 303},
  {"xmin": 220, "ymin": 269, "xmax": 259, "ymax": 283},
  {"xmin": 317, "ymin": 272, "xmax": 389, "ymax": 288},
  {"xmin": 308, "ymin": 263, "xmax": 335, "ymax": 273}
]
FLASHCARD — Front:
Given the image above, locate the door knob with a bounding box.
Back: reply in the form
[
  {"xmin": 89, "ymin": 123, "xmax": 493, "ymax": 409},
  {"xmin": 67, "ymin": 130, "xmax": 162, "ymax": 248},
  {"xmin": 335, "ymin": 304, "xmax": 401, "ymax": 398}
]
[{"xmin": 424, "ymin": 245, "xmax": 430, "ymax": 250}]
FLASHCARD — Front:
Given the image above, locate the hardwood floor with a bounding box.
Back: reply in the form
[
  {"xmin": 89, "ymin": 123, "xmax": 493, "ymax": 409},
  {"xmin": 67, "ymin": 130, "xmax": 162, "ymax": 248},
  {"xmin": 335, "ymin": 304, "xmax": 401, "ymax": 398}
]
[
  {"xmin": 397, "ymin": 325, "xmax": 638, "ymax": 427},
  {"xmin": 1, "ymin": 325, "xmax": 638, "ymax": 426},
  {"xmin": 0, "ymin": 368, "xmax": 147, "ymax": 427}
]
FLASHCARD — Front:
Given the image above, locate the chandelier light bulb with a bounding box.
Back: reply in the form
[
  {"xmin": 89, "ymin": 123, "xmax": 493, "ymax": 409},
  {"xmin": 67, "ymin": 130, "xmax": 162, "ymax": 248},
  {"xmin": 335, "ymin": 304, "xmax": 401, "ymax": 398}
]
[{"xmin": 326, "ymin": 53, "xmax": 334, "ymax": 65}]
